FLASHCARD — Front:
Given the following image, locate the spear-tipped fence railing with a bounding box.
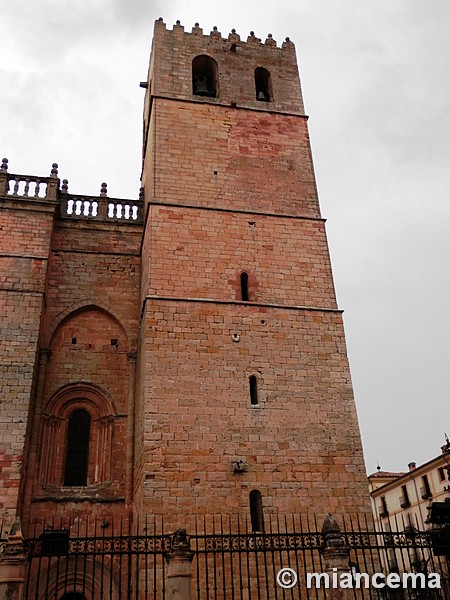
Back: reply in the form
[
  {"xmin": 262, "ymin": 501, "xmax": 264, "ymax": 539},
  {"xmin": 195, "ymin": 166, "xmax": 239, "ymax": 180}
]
[{"xmin": 9, "ymin": 514, "xmax": 449, "ymax": 599}]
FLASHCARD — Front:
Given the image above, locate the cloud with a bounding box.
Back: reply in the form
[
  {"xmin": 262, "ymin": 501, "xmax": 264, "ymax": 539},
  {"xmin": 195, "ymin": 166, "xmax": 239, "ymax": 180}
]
[{"xmin": 107, "ymin": 0, "xmax": 170, "ymax": 31}]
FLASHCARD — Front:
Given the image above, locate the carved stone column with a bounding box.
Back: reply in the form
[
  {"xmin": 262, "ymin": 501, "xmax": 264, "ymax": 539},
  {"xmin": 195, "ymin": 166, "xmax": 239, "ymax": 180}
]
[
  {"xmin": 0, "ymin": 518, "xmax": 27, "ymax": 600},
  {"xmin": 165, "ymin": 529, "xmax": 194, "ymax": 600},
  {"xmin": 321, "ymin": 513, "xmax": 353, "ymax": 600}
]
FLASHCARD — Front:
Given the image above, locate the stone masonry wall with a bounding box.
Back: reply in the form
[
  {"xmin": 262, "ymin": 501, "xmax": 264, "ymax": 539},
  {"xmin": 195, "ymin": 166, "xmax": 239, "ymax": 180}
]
[
  {"xmin": 144, "ymin": 205, "xmax": 336, "ymax": 308},
  {"xmin": 21, "ymin": 217, "xmax": 142, "ymax": 533},
  {"xmin": 138, "ymin": 299, "xmax": 369, "ymax": 527},
  {"xmin": 0, "ymin": 197, "xmax": 56, "ymax": 517},
  {"xmin": 143, "ymin": 101, "xmax": 319, "ymax": 217}
]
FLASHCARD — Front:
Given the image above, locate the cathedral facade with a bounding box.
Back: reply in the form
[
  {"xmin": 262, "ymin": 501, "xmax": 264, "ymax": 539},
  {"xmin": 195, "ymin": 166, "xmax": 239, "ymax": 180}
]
[{"xmin": 0, "ymin": 19, "xmax": 371, "ymax": 537}]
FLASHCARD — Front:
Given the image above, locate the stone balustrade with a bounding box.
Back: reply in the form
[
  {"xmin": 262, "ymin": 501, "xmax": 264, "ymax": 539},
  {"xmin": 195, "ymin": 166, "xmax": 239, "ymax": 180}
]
[
  {"xmin": 7, "ymin": 175, "xmax": 49, "ymax": 198},
  {"xmin": 0, "ymin": 159, "xmax": 59, "ymax": 199},
  {"xmin": 0, "ymin": 158, "xmax": 143, "ymax": 223},
  {"xmin": 62, "ymin": 195, "xmax": 142, "ymax": 222}
]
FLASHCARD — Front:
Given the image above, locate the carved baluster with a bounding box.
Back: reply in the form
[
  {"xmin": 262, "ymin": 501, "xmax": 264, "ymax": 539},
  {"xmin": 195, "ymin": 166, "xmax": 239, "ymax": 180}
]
[
  {"xmin": 23, "ymin": 179, "xmax": 30, "ymax": 197},
  {"xmin": 59, "ymin": 180, "xmax": 69, "ymax": 217},
  {"xmin": 34, "ymin": 181, "xmax": 41, "ymax": 197},
  {"xmin": 13, "ymin": 177, "xmax": 20, "ymax": 195}
]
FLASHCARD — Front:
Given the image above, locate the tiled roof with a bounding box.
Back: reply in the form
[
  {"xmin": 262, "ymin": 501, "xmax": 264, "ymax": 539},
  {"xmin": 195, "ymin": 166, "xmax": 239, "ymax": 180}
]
[{"xmin": 368, "ymin": 471, "xmax": 406, "ymax": 479}]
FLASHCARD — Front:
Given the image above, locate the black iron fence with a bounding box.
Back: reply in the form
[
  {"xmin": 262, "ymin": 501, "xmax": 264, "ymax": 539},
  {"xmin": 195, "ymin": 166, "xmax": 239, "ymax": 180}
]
[{"xmin": 11, "ymin": 515, "xmax": 450, "ymax": 599}]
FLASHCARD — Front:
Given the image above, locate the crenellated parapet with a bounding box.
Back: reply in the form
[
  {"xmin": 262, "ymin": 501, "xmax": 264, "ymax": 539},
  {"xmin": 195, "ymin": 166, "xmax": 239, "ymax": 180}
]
[{"xmin": 154, "ymin": 17, "xmax": 295, "ymax": 51}]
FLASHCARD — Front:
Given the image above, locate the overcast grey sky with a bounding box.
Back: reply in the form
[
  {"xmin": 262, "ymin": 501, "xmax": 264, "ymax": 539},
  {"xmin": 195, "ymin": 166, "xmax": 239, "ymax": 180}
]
[{"xmin": 2, "ymin": 1, "xmax": 449, "ymax": 475}]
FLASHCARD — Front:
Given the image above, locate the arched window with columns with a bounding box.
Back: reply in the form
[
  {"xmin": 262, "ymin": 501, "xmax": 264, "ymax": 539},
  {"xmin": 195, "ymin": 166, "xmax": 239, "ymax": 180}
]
[{"xmin": 39, "ymin": 384, "xmax": 115, "ymax": 487}]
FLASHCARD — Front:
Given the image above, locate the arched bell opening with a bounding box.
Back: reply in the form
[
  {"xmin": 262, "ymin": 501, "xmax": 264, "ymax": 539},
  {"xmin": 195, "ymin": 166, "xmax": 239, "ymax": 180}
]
[
  {"xmin": 255, "ymin": 67, "xmax": 272, "ymax": 102},
  {"xmin": 192, "ymin": 55, "xmax": 218, "ymax": 98}
]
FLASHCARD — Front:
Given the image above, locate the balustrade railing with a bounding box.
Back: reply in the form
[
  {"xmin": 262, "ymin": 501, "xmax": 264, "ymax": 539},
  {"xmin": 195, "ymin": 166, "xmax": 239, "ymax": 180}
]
[
  {"xmin": 62, "ymin": 195, "xmax": 142, "ymax": 222},
  {"xmin": 0, "ymin": 159, "xmax": 59, "ymax": 199},
  {"xmin": 7, "ymin": 175, "xmax": 49, "ymax": 198},
  {"xmin": 0, "ymin": 159, "xmax": 143, "ymax": 224}
]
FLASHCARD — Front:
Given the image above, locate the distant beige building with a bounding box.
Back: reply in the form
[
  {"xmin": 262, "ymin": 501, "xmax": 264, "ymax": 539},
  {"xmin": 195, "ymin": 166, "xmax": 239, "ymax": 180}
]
[
  {"xmin": 368, "ymin": 441, "xmax": 450, "ymax": 582},
  {"xmin": 369, "ymin": 441, "xmax": 450, "ymax": 532}
]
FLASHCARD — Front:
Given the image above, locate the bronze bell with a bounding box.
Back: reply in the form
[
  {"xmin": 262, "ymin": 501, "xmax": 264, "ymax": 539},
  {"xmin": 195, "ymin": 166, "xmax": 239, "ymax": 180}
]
[
  {"xmin": 194, "ymin": 75, "xmax": 211, "ymax": 96},
  {"xmin": 257, "ymin": 90, "xmax": 268, "ymax": 102}
]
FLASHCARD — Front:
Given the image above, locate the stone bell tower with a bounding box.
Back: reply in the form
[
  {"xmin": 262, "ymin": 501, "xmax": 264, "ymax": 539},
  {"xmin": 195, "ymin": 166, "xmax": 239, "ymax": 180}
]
[{"xmin": 135, "ymin": 18, "xmax": 371, "ymax": 523}]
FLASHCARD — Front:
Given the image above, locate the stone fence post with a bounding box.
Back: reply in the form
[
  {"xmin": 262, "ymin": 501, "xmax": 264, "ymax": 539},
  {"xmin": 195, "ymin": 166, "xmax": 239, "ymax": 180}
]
[
  {"xmin": 321, "ymin": 514, "xmax": 353, "ymax": 600},
  {"xmin": 46, "ymin": 163, "xmax": 59, "ymax": 200},
  {"xmin": 0, "ymin": 518, "xmax": 27, "ymax": 600},
  {"xmin": 165, "ymin": 529, "xmax": 194, "ymax": 600},
  {"xmin": 0, "ymin": 159, "xmax": 9, "ymax": 196}
]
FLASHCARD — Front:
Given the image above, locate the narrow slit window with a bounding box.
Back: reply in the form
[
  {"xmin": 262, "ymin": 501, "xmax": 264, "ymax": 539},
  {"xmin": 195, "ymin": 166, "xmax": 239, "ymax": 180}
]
[
  {"xmin": 249, "ymin": 375, "xmax": 258, "ymax": 405},
  {"xmin": 240, "ymin": 272, "xmax": 249, "ymax": 301},
  {"xmin": 64, "ymin": 409, "xmax": 91, "ymax": 486},
  {"xmin": 249, "ymin": 489, "xmax": 264, "ymax": 532}
]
